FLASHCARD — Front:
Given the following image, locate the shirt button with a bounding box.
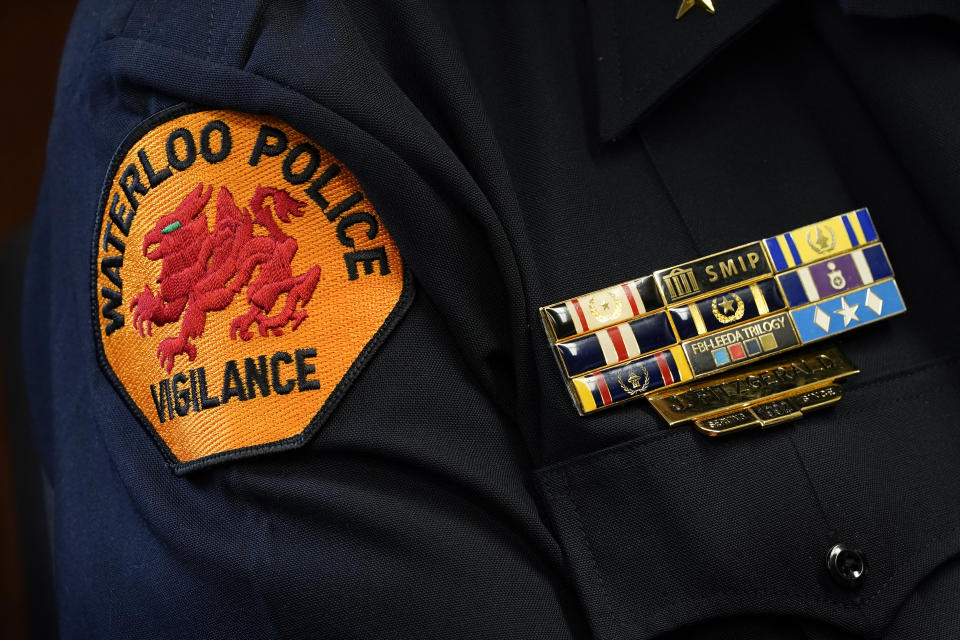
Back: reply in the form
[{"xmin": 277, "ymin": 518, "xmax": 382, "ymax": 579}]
[{"xmin": 826, "ymin": 543, "xmax": 868, "ymax": 588}]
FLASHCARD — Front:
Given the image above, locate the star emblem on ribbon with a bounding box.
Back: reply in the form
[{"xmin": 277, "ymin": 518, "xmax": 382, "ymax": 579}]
[{"xmin": 833, "ymin": 296, "xmax": 861, "ymax": 327}]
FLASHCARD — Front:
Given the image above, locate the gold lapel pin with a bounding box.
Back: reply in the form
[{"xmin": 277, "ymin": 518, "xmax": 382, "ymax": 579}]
[{"xmin": 676, "ymin": 0, "xmax": 716, "ymax": 20}]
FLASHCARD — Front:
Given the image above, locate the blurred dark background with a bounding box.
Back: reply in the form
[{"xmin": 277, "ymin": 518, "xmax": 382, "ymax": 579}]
[{"xmin": 1, "ymin": 2, "xmax": 78, "ymax": 638}]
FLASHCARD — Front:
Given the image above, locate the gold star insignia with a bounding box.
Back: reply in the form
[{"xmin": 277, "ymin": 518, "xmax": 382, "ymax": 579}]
[
  {"xmin": 719, "ymin": 297, "xmax": 735, "ymax": 314},
  {"xmin": 676, "ymin": 0, "xmax": 716, "ymax": 20}
]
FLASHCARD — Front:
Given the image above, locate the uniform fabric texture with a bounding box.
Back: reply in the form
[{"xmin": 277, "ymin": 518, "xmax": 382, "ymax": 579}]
[{"xmin": 24, "ymin": 0, "xmax": 960, "ymax": 637}]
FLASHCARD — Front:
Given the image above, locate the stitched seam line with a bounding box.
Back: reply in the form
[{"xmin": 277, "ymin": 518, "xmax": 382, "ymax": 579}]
[
  {"xmin": 136, "ymin": 0, "xmax": 160, "ymax": 43},
  {"xmin": 788, "ymin": 432, "xmax": 835, "ymax": 534},
  {"xmin": 863, "ymin": 523, "xmax": 960, "ymax": 606},
  {"xmin": 562, "ymin": 468, "xmax": 625, "ymax": 634},
  {"xmin": 639, "ymin": 133, "xmax": 702, "ymax": 255},
  {"xmin": 610, "ymin": 0, "xmax": 625, "ymax": 105},
  {"xmin": 206, "ymin": 0, "xmax": 216, "ymax": 61}
]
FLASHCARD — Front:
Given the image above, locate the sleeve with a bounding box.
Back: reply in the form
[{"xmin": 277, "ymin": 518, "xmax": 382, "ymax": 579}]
[{"xmin": 25, "ymin": 1, "xmax": 581, "ymax": 637}]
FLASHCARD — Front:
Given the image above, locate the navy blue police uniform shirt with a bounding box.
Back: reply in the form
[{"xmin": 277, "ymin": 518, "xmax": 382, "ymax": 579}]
[{"xmin": 23, "ymin": 0, "xmax": 960, "ymax": 637}]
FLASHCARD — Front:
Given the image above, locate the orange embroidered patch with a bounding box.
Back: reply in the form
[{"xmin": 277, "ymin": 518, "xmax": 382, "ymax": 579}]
[{"xmin": 93, "ymin": 107, "xmax": 410, "ymax": 473}]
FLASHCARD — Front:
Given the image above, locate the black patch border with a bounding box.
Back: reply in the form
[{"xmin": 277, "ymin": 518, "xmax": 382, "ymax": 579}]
[{"xmin": 90, "ymin": 103, "xmax": 414, "ymax": 475}]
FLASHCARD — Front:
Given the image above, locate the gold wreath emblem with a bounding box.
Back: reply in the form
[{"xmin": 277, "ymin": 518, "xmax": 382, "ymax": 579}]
[
  {"xmin": 618, "ymin": 362, "xmax": 650, "ymax": 396},
  {"xmin": 588, "ymin": 289, "xmax": 622, "ymax": 323},
  {"xmin": 712, "ymin": 293, "xmax": 745, "ymax": 324},
  {"xmin": 805, "ymin": 224, "xmax": 836, "ymax": 254}
]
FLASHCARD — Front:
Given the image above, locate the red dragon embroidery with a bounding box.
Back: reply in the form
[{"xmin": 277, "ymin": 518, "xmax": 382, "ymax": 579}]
[{"xmin": 131, "ymin": 183, "xmax": 321, "ymax": 373}]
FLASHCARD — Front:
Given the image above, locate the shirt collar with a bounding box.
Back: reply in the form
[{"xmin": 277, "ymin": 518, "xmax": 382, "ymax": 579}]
[
  {"xmin": 587, "ymin": 0, "xmax": 783, "ymax": 141},
  {"xmin": 588, "ymin": 0, "xmax": 960, "ymax": 142}
]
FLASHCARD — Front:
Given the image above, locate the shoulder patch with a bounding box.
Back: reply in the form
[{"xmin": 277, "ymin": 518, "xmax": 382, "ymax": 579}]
[{"xmin": 92, "ymin": 106, "xmax": 411, "ymax": 473}]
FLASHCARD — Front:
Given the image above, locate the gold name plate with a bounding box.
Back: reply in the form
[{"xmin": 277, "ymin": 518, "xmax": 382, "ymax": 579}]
[{"xmin": 646, "ymin": 346, "xmax": 857, "ymax": 435}]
